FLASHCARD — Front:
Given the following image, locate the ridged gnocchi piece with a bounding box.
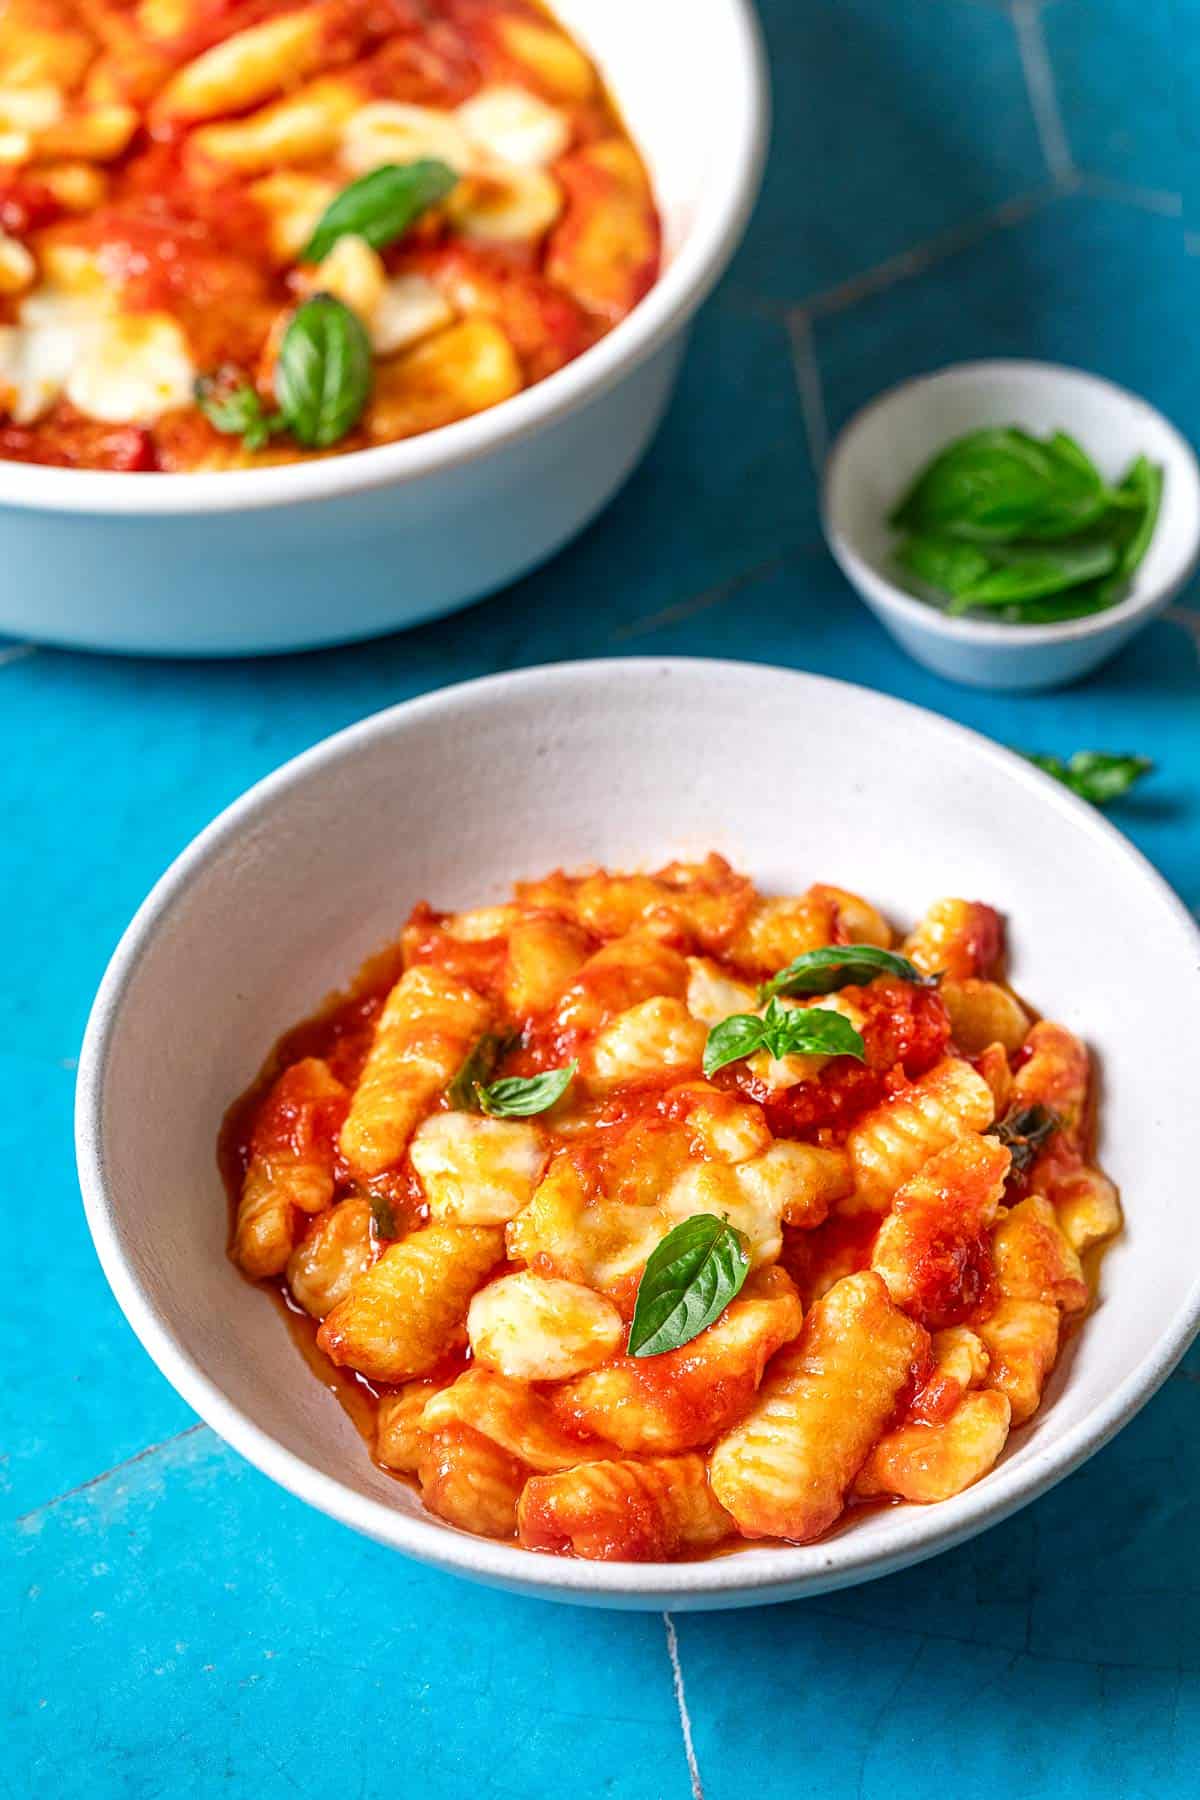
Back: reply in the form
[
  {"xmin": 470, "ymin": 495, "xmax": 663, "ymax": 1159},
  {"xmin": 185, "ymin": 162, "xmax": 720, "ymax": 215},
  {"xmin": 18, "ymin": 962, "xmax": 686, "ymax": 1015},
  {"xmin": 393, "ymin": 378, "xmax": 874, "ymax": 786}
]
[
  {"xmin": 941, "ymin": 979, "xmax": 1030, "ymax": 1055},
  {"xmin": 375, "ymin": 1376, "xmax": 453, "ymax": 1474},
  {"xmin": 153, "ymin": 9, "xmax": 332, "ymax": 123},
  {"xmin": 365, "ymin": 318, "xmax": 523, "ymax": 442},
  {"xmin": 247, "ymin": 171, "xmax": 339, "ymax": 263},
  {"xmin": 870, "ymin": 1134, "xmax": 1010, "ymax": 1325},
  {"xmin": 495, "ymin": 15, "xmax": 596, "ymax": 100},
  {"xmin": 507, "ymin": 1152, "xmax": 666, "ymax": 1293},
  {"xmin": 446, "ymin": 165, "xmax": 562, "ymax": 244},
  {"xmin": 503, "ymin": 913, "xmax": 591, "ymax": 1017},
  {"xmin": 854, "ymin": 1390, "xmax": 1011, "ymax": 1503},
  {"xmin": 517, "ymin": 856, "xmax": 753, "ymax": 955},
  {"xmin": 189, "ymin": 76, "xmax": 360, "ymax": 172},
  {"xmin": 518, "ymin": 1454, "xmax": 732, "ymax": 1561},
  {"xmin": 286, "ymin": 1197, "xmax": 375, "ymax": 1319},
  {"xmin": 722, "ymin": 889, "xmax": 839, "ymax": 978},
  {"xmin": 664, "ymin": 1140, "xmax": 851, "ymax": 1263},
  {"xmin": 1048, "ymin": 1164, "xmax": 1121, "ymax": 1254},
  {"xmin": 673, "ymin": 1083, "xmax": 772, "ymax": 1164},
  {"xmin": 552, "ymin": 1267, "xmax": 803, "ymax": 1451},
  {"xmin": 584, "ymin": 996, "xmax": 707, "ymax": 1092},
  {"xmin": 903, "ymin": 899, "xmax": 1004, "ymax": 981},
  {"xmin": 552, "ymin": 930, "xmax": 689, "ymax": 1039},
  {"xmin": 991, "ymin": 1196, "xmax": 1089, "ymax": 1314},
  {"xmin": 339, "ymin": 966, "xmax": 492, "ymax": 1178},
  {"xmin": 809, "ymin": 885, "xmax": 894, "ymax": 949},
  {"xmin": 975, "ymin": 1041, "xmax": 1014, "ymax": 1115},
  {"xmin": 316, "ymin": 1223, "xmax": 502, "ymax": 1382},
  {"xmin": 709, "ymin": 1271, "xmax": 928, "ymax": 1542},
  {"xmin": 1011, "ymin": 1021, "xmax": 1090, "ymax": 1142},
  {"xmin": 467, "ymin": 1271, "xmax": 624, "ymax": 1381},
  {"xmin": 977, "ymin": 1297, "xmax": 1060, "ymax": 1425},
  {"xmin": 929, "ymin": 1325, "xmax": 991, "ymax": 1396},
  {"xmin": 410, "ymin": 1111, "xmax": 548, "ymax": 1225},
  {"xmin": 421, "ymin": 1367, "xmax": 612, "ymax": 1471},
  {"xmin": 545, "ymin": 138, "xmax": 657, "ymax": 321},
  {"xmin": 843, "ymin": 1057, "xmax": 995, "ymax": 1214},
  {"xmin": 417, "ymin": 1424, "xmax": 525, "ymax": 1539},
  {"xmin": 233, "ymin": 1057, "xmax": 348, "ymax": 1279}
]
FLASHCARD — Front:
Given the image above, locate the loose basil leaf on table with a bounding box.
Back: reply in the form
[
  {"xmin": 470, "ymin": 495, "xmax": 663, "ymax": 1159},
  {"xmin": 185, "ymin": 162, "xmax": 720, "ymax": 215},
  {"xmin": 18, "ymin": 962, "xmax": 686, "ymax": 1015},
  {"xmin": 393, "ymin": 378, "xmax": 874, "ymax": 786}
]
[
  {"xmin": 627, "ymin": 1213, "xmax": 750, "ymax": 1357},
  {"xmin": 194, "ymin": 373, "xmax": 285, "ymax": 451},
  {"xmin": 1024, "ymin": 750, "xmax": 1153, "ymax": 807},
  {"xmin": 275, "ymin": 293, "xmax": 372, "ymax": 449},
  {"xmin": 758, "ymin": 943, "xmax": 930, "ymax": 1003},
  {"xmin": 703, "ymin": 996, "xmax": 866, "ymax": 1078},
  {"xmin": 302, "ymin": 159, "xmax": 459, "ymax": 263},
  {"xmin": 446, "ymin": 1032, "xmax": 514, "ymax": 1110},
  {"xmin": 475, "ymin": 1060, "xmax": 577, "ymax": 1118},
  {"xmin": 991, "ymin": 1103, "xmax": 1061, "ymax": 1175}
]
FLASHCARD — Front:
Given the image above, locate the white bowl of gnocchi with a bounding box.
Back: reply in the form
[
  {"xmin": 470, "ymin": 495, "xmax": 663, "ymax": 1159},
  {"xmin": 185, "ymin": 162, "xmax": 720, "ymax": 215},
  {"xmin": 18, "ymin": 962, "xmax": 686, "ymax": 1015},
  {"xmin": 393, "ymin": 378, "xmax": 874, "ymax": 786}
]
[
  {"xmin": 76, "ymin": 658, "xmax": 1200, "ymax": 1607},
  {"xmin": 0, "ymin": 0, "xmax": 766, "ymax": 654}
]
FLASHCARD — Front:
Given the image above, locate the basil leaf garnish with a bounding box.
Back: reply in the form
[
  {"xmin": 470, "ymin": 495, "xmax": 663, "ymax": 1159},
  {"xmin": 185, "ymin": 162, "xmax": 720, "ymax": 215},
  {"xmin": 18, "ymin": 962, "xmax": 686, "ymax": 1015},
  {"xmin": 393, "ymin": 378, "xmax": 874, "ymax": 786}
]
[
  {"xmin": 758, "ymin": 943, "xmax": 929, "ymax": 1004},
  {"xmin": 890, "ymin": 427, "xmax": 1110, "ymax": 543},
  {"xmin": 274, "ymin": 294, "xmax": 372, "ymax": 449},
  {"xmin": 628, "ymin": 1214, "xmax": 749, "ymax": 1357},
  {"xmin": 948, "ymin": 540, "xmax": 1118, "ymax": 611},
  {"xmin": 446, "ymin": 1032, "xmax": 514, "ymax": 1110},
  {"xmin": 1025, "ymin": 750, "xmax": 1153, "ymax": 807},
  {"xmin": 194, "ymin": 371, "xmax": 285, "ymax": 451},
  {"xmin": 703, "ymin": 997, "xmax": 865, "ymax": 1078},
  {"xmin": 991, "ymin": 1103, "xmax": 1061, "ymax": 1174},
  {"xmin": 475, "ymin": 1060, "xmax": 577, "ymax": 1118},
  {"xmin": 302, "ymin": 160, "xmax": 459, "ymax": 263}
]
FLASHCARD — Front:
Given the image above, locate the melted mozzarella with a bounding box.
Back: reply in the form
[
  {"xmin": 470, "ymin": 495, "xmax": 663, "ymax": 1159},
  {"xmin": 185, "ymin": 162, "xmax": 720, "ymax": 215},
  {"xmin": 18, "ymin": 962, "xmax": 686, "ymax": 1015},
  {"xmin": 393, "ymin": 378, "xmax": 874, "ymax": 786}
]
[
  {"xmin": 410, "ymin": 1110, "xmax": 548, "ymax": 1225},
  {"xmin": 65, "ymin": 313, "xmax": 194, "ymax": 423},
  {"xmin": 456, "ymin": 84, "xmax": 570, "ymax": 169},
  {"xmin": 447, "ymin": 166, "xmax": 562, "ymax": 244},
  {"xmin": 586, "ymin": 996, "xmax": 707, "ymax": 1093},
  {"xmin": 467, "ymin": 1272, "xmax": 623, "ymax": 1381},
  {"xmin": 340, "ymin": 101, "xmax": 474, "ymax": 177}
]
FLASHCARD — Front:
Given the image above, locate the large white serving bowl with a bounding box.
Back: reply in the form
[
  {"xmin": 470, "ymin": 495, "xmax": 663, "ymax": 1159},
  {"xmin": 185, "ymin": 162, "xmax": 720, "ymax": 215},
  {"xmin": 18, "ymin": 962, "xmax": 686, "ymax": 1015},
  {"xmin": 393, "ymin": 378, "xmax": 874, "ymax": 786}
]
[
  {"xmin": 76, "ymin": 658, "xmax": 1200, "ymax": 1609},
  {"xmin": 0, "ymin": 1, "xmax": 767, "ymax": 657}
]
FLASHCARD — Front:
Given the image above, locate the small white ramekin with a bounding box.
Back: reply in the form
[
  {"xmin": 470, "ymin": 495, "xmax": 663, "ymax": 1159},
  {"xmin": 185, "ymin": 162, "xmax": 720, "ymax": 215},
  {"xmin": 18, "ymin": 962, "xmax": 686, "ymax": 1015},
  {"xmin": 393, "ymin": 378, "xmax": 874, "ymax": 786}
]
[
  {"xmin": 823, "ymin": 360, "xmax": 1200, "ymax": 691},
  {"xmin": 0, "ymin": 0, "xmax": 768, "ymax": 656}
]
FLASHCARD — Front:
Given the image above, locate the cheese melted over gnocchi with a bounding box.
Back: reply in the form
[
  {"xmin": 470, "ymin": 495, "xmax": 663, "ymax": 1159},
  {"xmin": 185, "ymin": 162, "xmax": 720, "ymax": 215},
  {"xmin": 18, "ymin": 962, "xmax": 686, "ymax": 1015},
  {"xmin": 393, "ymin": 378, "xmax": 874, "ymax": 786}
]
[
  {"xmin": 0, "ymin": 0, "xmax": 659, "ymax": 469},
  {"xmin": 222, "ymin": 855, "xmax": 1120, "ymax": 1561}
]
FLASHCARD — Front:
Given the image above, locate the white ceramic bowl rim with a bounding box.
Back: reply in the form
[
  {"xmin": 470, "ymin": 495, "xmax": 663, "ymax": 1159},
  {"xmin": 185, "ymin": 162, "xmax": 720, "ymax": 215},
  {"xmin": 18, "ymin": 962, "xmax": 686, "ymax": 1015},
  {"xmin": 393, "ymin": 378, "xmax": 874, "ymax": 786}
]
[
  {"xmin": 76, "ymin": 657, "xmax": 1200, "ymax": 1604},
  {"xmin": 0, "ymin": 4, "xmax": 767, "ymax": 520},
  {"xmin": 822, "ymin": 359, "xmax": 1200, "ymax": 646}
]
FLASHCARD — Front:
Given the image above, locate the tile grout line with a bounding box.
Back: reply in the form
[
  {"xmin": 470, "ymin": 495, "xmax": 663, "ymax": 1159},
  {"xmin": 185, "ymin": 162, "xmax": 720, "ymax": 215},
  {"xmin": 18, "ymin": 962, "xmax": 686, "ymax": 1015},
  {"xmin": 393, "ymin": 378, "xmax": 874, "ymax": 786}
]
[
  {"xmin": 1078, "ymin": 172, "xmax": 1184, "ymax": 218},
  {"xmin": 1010, "ymin": 0, "xmax": 1074, "ymax": 185},
  {"xmin": 787, "ymin": 312, "xmax": 829, "ymax": 479},
  {"xmin": 15, "ymin": 1422, "xmax": 207, "ymax": 1522},
  {"xmin": 662, "ymin": 1613, "xmax": 705, "ymax": 1800},
  {"xmin": 608, "ymin": 554, "xmax": 786, "ymax": 643},
  {"xmin": 788, "ymin": 183, "xmax": 1062, "ymax": 322}
]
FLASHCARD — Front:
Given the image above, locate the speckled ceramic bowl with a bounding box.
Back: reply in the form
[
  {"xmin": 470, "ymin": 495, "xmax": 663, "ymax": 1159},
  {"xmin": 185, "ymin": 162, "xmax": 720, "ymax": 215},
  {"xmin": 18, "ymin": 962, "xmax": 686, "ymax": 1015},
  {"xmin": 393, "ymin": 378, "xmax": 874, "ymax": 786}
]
[{"xmin": 76, "ymin": 658, "xmax": 1200, "ymax": 1607}]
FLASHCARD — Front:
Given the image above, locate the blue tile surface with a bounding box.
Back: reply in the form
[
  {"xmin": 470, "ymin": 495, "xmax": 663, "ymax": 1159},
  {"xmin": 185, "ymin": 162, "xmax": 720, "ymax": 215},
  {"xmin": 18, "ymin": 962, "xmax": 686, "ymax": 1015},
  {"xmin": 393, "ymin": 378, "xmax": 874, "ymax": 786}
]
[{"xmin": 5, "ymin": 0, "xmax": 1200, "ymax": 1792}]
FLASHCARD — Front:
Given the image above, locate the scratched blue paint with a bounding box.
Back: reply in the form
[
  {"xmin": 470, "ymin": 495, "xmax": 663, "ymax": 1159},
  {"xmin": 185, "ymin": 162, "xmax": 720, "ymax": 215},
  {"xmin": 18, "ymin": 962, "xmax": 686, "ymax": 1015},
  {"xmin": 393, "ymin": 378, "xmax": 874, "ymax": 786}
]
[{"xmin": 4, "ymin": 0, "xmax": 1200, "ymax": 1792}]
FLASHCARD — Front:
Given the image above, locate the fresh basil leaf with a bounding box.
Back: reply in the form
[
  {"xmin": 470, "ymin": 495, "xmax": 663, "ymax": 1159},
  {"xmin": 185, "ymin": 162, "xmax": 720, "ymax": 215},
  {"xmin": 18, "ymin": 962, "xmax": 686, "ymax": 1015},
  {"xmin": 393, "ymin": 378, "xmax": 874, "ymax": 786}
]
[
  {"xmin": 194, "ymin": 371, "xmax": 284, "ymax": 451},
  {"xmin": 628, "ymin": 1214, "xmax": 749, "ymax": 1356},
  {"xmin": 759, "ymin": 944, "xmax": 929, "ymax": 1003},
  {"xmin": 895, "ymin": 533, "xmax": 991, "ymax": 599},
  {"xmin": 1112, "ymin": 454, "xmax": 1163, "ymax": 578},
  {"xmin": 275, "ymin": 293, "xmax": 372, "ymax": 448},
  {"xmin": 759, "ymin": 996, "xmax": 866, "ymax": 1062},
  {"xmin": 890, "ymin": 427, "xmax": 1106, "ymax": 543},
  {"xmin": 475, "ymin": 1060, "xmax": 577, "ymax": 1118},
  {"xmin": 991, "ymin": 1103, "xmax": 1061, "ymax": 1175},
  {"xmin": 1025, "ymin": 750, "xmax": 1153, "ymax": 806},
  {"xmin": 702, "ymin": 1012, "xmax": 768, "ymax": 1078},
  {"xmin": 446, "ymin": 1032, "xmax": 511, "ymax": 1110},
  {"xmin": 702, "ymin": 999, "xmax": 865, "ymax": 1076},
  {"xmin": 302, "ymin": 160, "xmax": 459, "ymax": 263},
  {"xmin": 950, "ymin": 540, "xmax": 1117, "ymax": 610},
  {"xmin": 368, "ymin": 1189, "xmax": 399, "ymax": 1237}
]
